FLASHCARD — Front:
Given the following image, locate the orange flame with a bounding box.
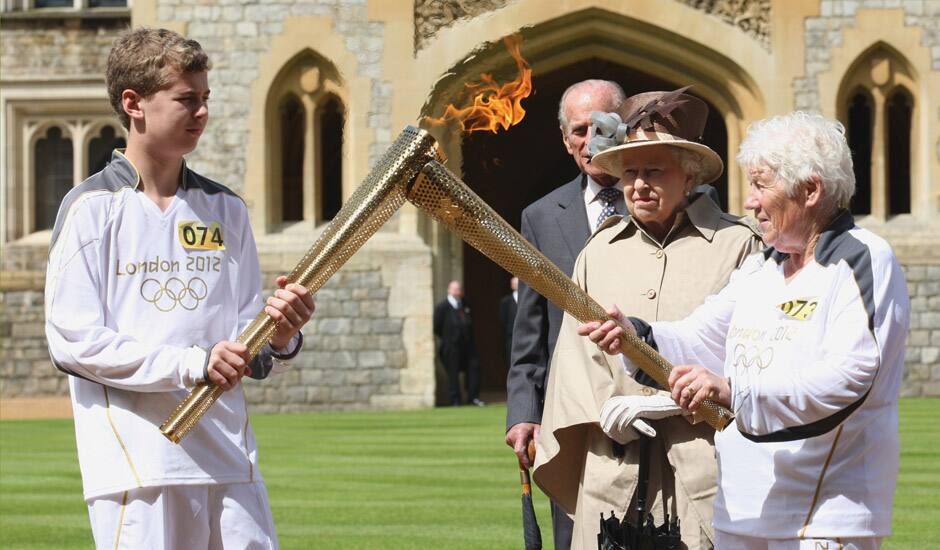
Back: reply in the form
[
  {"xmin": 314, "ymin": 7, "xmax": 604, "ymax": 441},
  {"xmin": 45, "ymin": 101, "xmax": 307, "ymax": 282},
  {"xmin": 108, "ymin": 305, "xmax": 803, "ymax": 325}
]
[{"xmin": 426, "ymin": 34, "xmax": 532, "ymax": 134}]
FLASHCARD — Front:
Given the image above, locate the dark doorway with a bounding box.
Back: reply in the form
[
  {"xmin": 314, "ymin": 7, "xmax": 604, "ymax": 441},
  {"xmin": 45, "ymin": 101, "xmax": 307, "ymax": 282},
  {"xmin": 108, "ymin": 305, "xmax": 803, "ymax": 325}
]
[{"xmin": 458, "ymin": 58, "xmax": 729, "ymax": 396}]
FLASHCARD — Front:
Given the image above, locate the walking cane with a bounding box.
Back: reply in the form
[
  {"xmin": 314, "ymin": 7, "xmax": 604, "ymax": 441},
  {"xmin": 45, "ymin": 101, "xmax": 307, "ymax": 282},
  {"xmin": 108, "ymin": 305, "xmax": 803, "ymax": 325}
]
[{"xmin": 519, "ymin": 440, "xmax": 542, "ymax": 550}]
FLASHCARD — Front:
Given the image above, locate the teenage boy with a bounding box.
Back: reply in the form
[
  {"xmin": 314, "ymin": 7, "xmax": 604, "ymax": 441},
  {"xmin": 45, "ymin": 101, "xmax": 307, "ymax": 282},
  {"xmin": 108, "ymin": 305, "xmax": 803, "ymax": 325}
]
[{"xmin": 44, "ymin": 28, "xmax": 313, "ymax": 548}]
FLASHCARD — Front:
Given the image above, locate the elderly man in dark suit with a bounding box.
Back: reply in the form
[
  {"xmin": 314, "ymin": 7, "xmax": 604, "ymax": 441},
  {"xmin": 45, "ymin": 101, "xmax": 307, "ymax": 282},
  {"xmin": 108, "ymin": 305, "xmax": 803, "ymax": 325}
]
[
  {"xmin": 434, "ymin": 280, "xmax": 483, "ymax": 407},
  {"xmin": 504, "ymin": 79, "xmax": 626, "ymax": 549}
]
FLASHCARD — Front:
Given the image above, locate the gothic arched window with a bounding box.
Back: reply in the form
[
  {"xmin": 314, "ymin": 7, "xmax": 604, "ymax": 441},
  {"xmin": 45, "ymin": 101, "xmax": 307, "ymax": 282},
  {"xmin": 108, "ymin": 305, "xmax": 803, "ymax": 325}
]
[
  {"xmin": 265, "ymin": 52, "xmax": 347, "ymax": 229},
  {"xmin": 837, "ymin": 44, "xmax": 916, "ymax": 220},
  {"xmin": 34, "ymin": 126, "xmax": 73, "ymax": 231}
]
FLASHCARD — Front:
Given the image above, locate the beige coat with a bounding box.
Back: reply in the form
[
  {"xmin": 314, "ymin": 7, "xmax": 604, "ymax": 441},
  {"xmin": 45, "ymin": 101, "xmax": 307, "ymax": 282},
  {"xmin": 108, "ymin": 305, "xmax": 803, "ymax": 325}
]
[{"xmin": 533, "ymin": 194, "xmax": 762, "ymax": 550}]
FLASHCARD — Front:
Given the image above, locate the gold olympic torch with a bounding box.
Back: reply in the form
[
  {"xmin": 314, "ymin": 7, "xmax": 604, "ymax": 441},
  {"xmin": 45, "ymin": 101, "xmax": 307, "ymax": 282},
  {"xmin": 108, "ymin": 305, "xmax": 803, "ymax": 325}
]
[
  {"xmin": 414, "ymin": 34, "xmax": 736, "ymax": 427},
  {"xmin": 406, "ymin": 160, "xmax": 734, "ymax": 431},
  {"xmin": 160, "ymin": 126, "xmax": 444, "ymax": 443}
]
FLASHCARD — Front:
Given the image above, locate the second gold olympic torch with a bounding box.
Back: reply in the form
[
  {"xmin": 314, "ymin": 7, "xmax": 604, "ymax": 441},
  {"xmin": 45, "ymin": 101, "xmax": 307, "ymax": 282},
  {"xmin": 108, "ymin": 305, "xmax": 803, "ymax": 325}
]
[
  {"xmin": 405, "ymin": 160, "xmax": 734, "ymax": 431},
  {"xmin": 160, "ymin": 126, "xmax": 443, "ymax": 443}
]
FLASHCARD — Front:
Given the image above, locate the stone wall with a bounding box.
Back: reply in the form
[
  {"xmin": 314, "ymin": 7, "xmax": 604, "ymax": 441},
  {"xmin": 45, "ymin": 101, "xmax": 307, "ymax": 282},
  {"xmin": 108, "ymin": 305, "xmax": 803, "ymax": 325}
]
[
  {"xmin": 2, "ymin": 0, "xmax": 939, "ymax": 410},
  {"xmin": 0, "ymin": 236, "xmax": 436, "ymax": 411},
  {"xmin": 0, "ymin": 16, "xmax": 127, "ymax": 81},
  {"xmin": 0, "ymin": 245, "xmax": 57, "ymax": 398},
  {"xmin": 0, "ymin": 276, "xmax": 65, "ymax": 399},
  {"xmin": 794, "ymin": 0, "xmax": 940, "ymax": 112},
  {"xmin": 3, "ymin": 240, "xmax": 936, "ymax": 401},
  {"xmin": 244, "ymin": 264, "xmax": 410, "ymax": 413},
  {"xmin": 154, "ymin": 0, "xmax": 392, "ymax": 194},
  {"xmin": 790, "ymin": 0, "xmax": 940, "ymax": 395},
  {"xmin": 900, "ymin": 263, "xmax": 940, "ymax": 396}
]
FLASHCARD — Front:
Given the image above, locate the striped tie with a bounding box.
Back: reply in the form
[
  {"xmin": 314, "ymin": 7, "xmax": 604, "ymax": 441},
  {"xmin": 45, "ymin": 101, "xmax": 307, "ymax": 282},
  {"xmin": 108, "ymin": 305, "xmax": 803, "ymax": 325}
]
[{"xmin": 595, "ymin": 187, "xmax": 621, "ymax": 228}]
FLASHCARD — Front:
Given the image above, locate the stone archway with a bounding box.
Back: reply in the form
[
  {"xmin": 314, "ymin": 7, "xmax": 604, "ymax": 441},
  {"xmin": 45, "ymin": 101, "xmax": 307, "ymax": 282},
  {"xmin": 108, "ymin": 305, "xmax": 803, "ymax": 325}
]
[
  {"xmin": 419, "ymin": 8, "xmax": 762, "ymax": 399},
  {"xmin": 420, "ymin": 7, "xmax": 764, "ymax": 209},
  {"xmin": 460, "ymin": 60, "xmax": 730, "ymax": 394}
]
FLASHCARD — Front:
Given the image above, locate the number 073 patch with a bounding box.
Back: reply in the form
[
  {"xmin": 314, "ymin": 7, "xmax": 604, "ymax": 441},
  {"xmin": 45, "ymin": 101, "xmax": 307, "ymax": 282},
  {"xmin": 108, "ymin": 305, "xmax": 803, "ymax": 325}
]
[
  {"xmin": 777, "ymin": 298, "xmax": 819, "ymax": 321},
  {"xmin": 178, "ymin": 221, "xmax": 225, "ymax": 251}
]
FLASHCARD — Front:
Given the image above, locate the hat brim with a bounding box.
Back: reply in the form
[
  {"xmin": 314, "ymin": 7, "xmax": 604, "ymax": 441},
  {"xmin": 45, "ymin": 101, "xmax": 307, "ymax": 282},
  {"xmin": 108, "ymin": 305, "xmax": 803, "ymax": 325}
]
[{"xmin": 591, "ymin": 140, "xmax": 724, "ymax": 184}]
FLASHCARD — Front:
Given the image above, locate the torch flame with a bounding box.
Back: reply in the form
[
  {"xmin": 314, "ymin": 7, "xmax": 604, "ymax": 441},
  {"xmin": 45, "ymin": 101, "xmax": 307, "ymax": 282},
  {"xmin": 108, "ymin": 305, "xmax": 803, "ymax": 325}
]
[{"xmin": 426, "ymin": 34, "xmax": 532, "ymax": 134}]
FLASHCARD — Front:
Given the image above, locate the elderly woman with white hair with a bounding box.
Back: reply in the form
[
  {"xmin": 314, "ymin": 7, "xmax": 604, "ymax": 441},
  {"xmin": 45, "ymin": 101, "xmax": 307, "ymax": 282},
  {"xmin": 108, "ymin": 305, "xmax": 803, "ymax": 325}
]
[{"xmin": 583, "ymin": 112, "xmax": 910, "ymax": 549}]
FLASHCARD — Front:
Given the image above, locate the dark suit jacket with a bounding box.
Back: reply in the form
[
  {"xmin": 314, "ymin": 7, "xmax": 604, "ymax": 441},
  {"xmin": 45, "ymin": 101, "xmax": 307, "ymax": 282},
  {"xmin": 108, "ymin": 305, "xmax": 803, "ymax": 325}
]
[
  {"xmin": 433, "ymin": 298, "xmax": 474, "ymax": 352},
  {"xmin": 498, "ymin": 294, "xmax": 518, "ymax": 344},
  {"xmin": 505, "ymin": 174, "xmax": 591, "ymax": 430}
]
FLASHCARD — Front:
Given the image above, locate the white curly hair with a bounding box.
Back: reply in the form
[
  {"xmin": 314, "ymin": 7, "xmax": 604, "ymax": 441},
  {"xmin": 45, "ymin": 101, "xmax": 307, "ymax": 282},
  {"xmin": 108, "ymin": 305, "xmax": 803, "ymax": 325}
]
[{"xmin": 736, "ymin": 112, "xmax": 855, "ymax": 210}]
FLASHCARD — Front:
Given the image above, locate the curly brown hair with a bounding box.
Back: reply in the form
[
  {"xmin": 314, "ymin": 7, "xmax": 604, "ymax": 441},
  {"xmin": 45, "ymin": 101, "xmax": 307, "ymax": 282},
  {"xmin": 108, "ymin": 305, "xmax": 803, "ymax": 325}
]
[{"xmin": 106, "ymin": 27, "xmax": 211, "ymax": 129}]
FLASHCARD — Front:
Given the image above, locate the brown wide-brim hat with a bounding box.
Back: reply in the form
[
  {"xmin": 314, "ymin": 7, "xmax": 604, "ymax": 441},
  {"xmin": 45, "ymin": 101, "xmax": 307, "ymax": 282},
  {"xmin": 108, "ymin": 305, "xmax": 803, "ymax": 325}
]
[{"xmin": 590, "ymin": 88, "xmax": 724, "ymax": 184}]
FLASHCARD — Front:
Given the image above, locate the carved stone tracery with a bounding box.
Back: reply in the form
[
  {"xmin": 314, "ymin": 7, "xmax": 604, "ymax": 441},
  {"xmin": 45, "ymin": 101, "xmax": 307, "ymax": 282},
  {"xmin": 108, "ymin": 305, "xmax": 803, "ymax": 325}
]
[
  {"xmin": 413, "ymin": 0, "xmax": 771, "ymax": 53},
  {"xmin": 674, "ymin": 0, "xmax": 770, "ymax": 49},
  {"xmin": 413, "ymin": 0, "xmax": 512, "ymax": 53}
]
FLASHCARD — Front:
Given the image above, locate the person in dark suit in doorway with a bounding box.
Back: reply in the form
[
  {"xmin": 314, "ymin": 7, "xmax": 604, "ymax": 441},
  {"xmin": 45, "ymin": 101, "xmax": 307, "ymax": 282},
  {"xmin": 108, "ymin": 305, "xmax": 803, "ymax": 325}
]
[
  {"xmin": 434, "ymin": 280, "xmax": 484, "ymax": 407},
  {"xmin": 504, "ymin": 79, "xmax": 626, "ymax": 549},
  {"xmin": 498, "ymin": 277, "xmax": 519, "ymax": 366}
]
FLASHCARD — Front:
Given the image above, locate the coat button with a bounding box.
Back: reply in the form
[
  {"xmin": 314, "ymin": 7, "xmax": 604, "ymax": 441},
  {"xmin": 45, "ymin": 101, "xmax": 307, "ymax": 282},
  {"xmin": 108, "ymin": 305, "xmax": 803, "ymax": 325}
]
[
  {"xmin": 655, "ymin": 250, "xmax": 664, "ymax": 259},
  {"xmin": 646, "ymin": 289, "xmax": 657, "ymax": 299}
]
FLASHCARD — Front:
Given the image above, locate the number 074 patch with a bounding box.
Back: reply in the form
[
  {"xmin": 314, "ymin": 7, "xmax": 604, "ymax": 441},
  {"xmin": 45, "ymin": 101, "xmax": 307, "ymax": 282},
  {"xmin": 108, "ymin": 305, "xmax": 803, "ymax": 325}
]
[
  {"xmin": 178, "ymin": 221, "xmax": 225, "ymax": 251},
  {"xmin": 777, "ymin": 298, "xmax": 819, "ymax": 321}
]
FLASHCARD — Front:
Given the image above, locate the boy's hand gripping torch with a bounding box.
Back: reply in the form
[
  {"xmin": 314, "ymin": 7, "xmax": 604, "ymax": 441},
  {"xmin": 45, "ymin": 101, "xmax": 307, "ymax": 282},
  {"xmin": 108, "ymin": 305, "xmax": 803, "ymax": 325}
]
[{"xmin": 159, "ymin": 126, "xmax": 443, "ymax": 443}]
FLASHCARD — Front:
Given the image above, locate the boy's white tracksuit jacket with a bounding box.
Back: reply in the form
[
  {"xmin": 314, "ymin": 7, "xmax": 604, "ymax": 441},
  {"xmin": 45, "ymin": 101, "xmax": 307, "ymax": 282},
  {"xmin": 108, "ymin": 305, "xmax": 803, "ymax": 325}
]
[{"xmin": 45, "ymin": 151, "xmax": 299, "ymax": 500}]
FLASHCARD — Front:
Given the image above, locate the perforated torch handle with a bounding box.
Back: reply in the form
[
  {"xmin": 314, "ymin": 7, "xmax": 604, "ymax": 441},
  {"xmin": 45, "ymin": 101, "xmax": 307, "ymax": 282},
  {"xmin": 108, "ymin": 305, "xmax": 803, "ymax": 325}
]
[
  {"xmin": 407, "ymin": 160, "xmax": 733, "ymax": 431},
  {"xmin": 159, "ymin": 126, "xmax": 444, "ymax": 444}
]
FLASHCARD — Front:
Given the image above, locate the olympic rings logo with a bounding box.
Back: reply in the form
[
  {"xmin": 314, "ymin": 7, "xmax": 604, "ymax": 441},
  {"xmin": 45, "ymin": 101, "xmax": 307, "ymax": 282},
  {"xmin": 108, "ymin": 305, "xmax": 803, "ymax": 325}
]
[
  {"xmin": 139, "ymin": 277, "xmax": 208, "ymax": 312},
  {"xmin": 731, "ymin": 343, "xmax": 774, "ymax": 374}
]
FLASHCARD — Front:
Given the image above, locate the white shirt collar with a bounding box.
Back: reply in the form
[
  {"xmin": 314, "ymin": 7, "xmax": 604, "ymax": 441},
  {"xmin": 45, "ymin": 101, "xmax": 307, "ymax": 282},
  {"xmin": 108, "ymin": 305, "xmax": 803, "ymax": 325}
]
[
  {"xmin": 584, "ymin": 175, "xmax": 625, "ymax": 232},
  {"xmin": 512, "ymin": 290, "xmax": 518, "ymax": 302},
  {"xmin": 584, "ymin": 175, "xmax": 624, "ymax": 205},
  {"xmin": 447, "ymin": 295, "xmax": 460, "ymax": 309}
]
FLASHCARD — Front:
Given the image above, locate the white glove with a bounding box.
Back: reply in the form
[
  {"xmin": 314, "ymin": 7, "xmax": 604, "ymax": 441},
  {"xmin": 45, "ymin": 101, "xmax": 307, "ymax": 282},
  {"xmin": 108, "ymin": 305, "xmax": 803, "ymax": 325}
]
[{"xmin": 599, "ymin": 394, "xmax": 684, "ymax": 445}]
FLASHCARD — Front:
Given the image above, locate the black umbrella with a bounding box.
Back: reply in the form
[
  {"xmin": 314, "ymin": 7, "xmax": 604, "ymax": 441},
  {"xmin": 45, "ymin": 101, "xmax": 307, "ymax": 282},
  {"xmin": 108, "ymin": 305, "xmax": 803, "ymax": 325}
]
[
  {"xmin": 519, "ymin": 440, "xmax": 542, "ymax": 550},
  {"xmin": 597, "ymin": 435, "xmax": 682, "ymax": 550}
]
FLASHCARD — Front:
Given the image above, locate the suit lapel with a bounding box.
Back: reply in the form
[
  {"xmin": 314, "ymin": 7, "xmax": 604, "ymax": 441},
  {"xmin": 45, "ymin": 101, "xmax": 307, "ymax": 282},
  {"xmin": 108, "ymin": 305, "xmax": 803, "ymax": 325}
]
[{"xmin": 555, "ymin": 174, "xmax": 591, "ymax": 260}]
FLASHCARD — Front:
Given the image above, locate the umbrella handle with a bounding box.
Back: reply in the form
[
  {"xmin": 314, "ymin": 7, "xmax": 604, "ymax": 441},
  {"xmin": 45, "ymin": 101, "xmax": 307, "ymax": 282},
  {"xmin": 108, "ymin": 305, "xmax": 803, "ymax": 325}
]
[
  {"xmin": 519, "ymin": 440, "xmax": 537, "ymax": 495},
  {"xmin": 519, "ymin": 439, "xmax": 535, "ymax": 495},
  {"xmin": 518, "ymin": 439, "xmax": 543, "ymax": 550}
]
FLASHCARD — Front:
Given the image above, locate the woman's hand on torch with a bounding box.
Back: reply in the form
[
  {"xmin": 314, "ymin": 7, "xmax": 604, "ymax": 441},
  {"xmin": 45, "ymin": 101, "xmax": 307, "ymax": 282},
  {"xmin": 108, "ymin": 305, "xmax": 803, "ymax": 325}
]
[
  {"xmin": 265, "ymin": 276, "xmax": 317, "ymax": 351},
  {"xmin": 668, "ymin": 364, "xmax": 732, "ymax": 411},
  {"xmin": 576, "ymin": 305, "xmax": 636, "ymax": 355}
]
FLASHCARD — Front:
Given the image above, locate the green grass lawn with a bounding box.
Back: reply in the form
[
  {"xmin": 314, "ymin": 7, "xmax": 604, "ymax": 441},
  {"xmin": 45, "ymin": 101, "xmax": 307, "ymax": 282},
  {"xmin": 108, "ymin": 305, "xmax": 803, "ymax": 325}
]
[{"xmin": 1, "ymin": 400, "xmax": 938, "ymax": 549}]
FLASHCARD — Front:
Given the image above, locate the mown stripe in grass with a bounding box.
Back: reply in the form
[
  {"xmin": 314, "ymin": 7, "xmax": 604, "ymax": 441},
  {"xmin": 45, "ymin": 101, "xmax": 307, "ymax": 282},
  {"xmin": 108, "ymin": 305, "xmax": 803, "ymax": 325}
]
[{"xmin": 2, "ymin": 400, "xmax": 937, "ymax": 548}]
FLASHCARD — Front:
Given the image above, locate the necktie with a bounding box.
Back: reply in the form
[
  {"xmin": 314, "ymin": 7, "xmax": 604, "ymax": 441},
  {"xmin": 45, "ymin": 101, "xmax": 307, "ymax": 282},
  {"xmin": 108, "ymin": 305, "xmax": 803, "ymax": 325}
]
[{"xmin": 595, "ymin": 187, "xmax": 621, "ymax": 228}]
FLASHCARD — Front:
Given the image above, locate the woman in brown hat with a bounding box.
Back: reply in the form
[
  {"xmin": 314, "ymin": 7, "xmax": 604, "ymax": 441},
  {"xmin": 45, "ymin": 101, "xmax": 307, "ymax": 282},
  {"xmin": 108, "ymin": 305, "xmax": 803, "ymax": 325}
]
[{"xmin": 532, "ymin": 88, "xmax": 762, "ymax": 549}]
